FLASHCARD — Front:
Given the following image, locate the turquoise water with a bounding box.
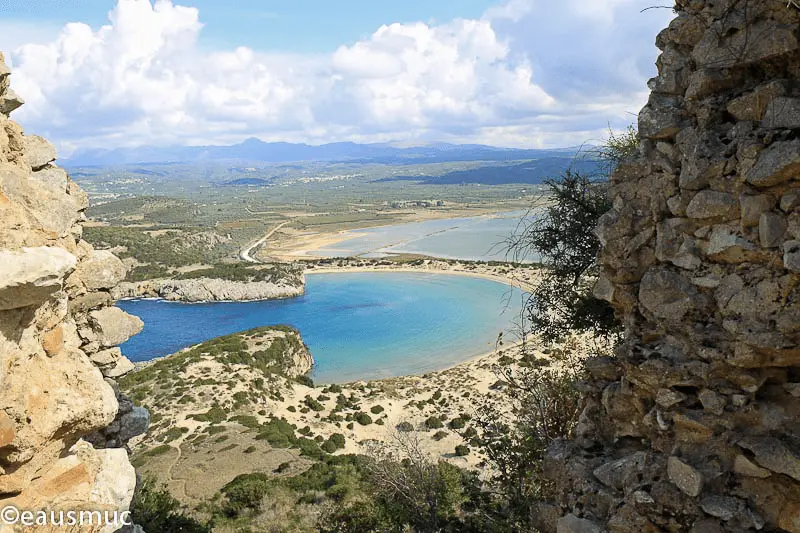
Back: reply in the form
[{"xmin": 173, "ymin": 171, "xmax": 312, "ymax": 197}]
[
  {"xmin": 118, "ymin": 272, "xmax": 527, "ymax": 383},
  {"xmin": 314, "ymin": 211, "xmax": 538, "ymax": 262}
]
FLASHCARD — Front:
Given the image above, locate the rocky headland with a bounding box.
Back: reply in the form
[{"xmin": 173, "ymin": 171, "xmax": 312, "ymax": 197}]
[
  {"xmin": 112, "ymin": 276, "xmax": 304, "ymax": 303},
  {"xmin": 0, "ymin": 53, "xmax": 147, "ymax": 529}
]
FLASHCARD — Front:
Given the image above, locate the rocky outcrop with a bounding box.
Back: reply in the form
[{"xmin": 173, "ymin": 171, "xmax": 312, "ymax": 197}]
[
  {"xmin": 0, "ymin": 53, "xmax": 146, "ymax": 530},
  {"xmin": 545, "ymin": 2, "xmax": 800, "ymax": 532},
  {"xmin": 111, "ymin": 276, "xmax": 304, "ymax": 302}
]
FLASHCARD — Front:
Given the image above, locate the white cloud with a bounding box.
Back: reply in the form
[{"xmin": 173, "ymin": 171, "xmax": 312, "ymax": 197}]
[{"xmin": 4, "ymin": 0, "xmax": 674, "ymax": 154}]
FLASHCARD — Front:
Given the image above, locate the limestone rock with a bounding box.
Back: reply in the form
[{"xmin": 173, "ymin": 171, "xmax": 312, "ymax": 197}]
[
  {"xmin": 668, "ymin": 456, "xmax": 703, "ymax": 497},
  {"xmin": 699, "ymin": 495, "xmax": 741, "ymax": 521},
  {"xmin": 781, "ymin": 191, "xmax": 800, "ymax": 213},
  {"xmin": 75, "ymin": 249, "xmax": 127, "ymax": 290},
  {"xmin": 740, "ymin": 194, "xmax": 775, "ymax": 228},
  {"xmin": 0, "ymin": 247, "xmax": 76, "ymax": 310},
  {"xmin": 0, "ymin": 410, "xmax": 15, "ymax": 448},
  {"xmin": 89, "ymin": 307, "xmax": 144, "ymax": 347},
  {"xmin": 0, "ymin": 87, "xmax": 24, "ymax": 115},
  {"xmin": 686, "ymin": 191, "xmax": 739, "ymax": 220},
  {"xmin": 759, "ymin": 212, "xmax": 787, "ymax": 248},
  {"xmin": 738, "ymin": 436, "xmax": 800, "ymax": 482},
  {"xmin": 23, "ymin": 135, "xmax": 58, "ymax": 170},
  {"xmin": 784, "ymin": 240, "xmax": 800, "ymax": 272},
  {"xmin": 762, "ymin": 97, "xmax": 800, "ymax": 130},
  {"xmin": 557, "ymin": 514, "xmax": 606, "ymax": 533},
  {"xmin": 639, "ymin": 94, "xmax": 683, "ymax": 140},
  {"xmin": 746, "ymin": 140, "xmax": 800, "ymax": 188},
  {"xmin": 101, "ymin": 355, "xmax": 135, "ymax": 379},
  {"xmin": 112, "ymin": 276, "xmax": 304, "ymax": 302},
  {"xmin": 639, "ymin": 267, "xmax": 699, "ymax": 321},
  {"xmin": 733, "ymin": 455, "xmax": 771, "ymax": 478},
  {"xmin": 117, "ymin": 406, "xmax": 149, "ymax": 442},
  {"xmin": 693, "ymin": 19, "xmax": 799, "ymax": 69},
  {"xmin": 32, "ymin": 165, "xmax": 69, "ymax": 190},
  {"xmin": 0, "ymin": 49, "xmax": 141, "ymax": 523},
  {"xmin": 727, "ymin": 80, "xmax": 787, "ymax": 121},
  {"xmin": 90, "ymin": 347, "xmax": 123, "ymax": 367}
]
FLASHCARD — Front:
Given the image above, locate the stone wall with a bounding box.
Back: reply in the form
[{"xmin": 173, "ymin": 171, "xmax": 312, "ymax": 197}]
[
  {"xmin": 545, "ymin": 1, "xmax": 800, "ymax": 532},
  {"xmin": 0, "ymin": 53, "xmax": 147, "ymax": 530}
]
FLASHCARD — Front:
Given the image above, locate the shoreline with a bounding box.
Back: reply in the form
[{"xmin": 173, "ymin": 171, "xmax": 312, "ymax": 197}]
[{"xmin": 304, "ymin": 264, "xmax": 537, "ymax": 293}]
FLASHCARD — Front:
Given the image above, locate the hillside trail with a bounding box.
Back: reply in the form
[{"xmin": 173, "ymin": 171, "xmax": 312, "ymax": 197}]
[{"xmin": 240, "ymin": 221, "xmax": 290, "ymax": 263}]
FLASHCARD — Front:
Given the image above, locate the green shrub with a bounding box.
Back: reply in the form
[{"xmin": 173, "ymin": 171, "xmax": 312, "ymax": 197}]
[
  {"xmin": 370, "ymin": 405, "xmax": 384, "ymax": 415},
  {"xmin": 354, "ymin": 412, "xmax": 373, "ymax": 426},
  {"xmin": 220, "ymin": 473, "xmax": 270, "ymax": 516},
  {"xmin": 424, "ymin": 416, "xmax": 443, "ymax": 430},
  {"xmin": 131, "ymin": 477, "xmax": 210, "ymax": 532},
  {"xmin": 448, "ymin": 417, "xmax": 466, "ymax": 430},
  {"xmin": 305, "ymin": 396, "xmax": 325, "ymax": 412},
  {"xmin": 454, "ymin": 445, "xmax": 470, "ymax": 456}
]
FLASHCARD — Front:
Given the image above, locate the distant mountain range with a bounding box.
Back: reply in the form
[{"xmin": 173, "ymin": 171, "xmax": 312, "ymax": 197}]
[
  {"xmin": 375, "ymin": 158, "xmax": 602, "ymax": 186},
  {"xmin": 64, "ymin": 138, "xmax": 597, "ymax": 166}
]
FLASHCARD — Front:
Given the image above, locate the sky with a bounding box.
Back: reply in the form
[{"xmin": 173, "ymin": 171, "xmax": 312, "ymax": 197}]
[{"xmin": 0, "ymin": 0, "xmax": 675, "ymax": 154}]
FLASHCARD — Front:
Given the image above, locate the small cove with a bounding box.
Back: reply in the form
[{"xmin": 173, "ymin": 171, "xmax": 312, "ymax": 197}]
[{"xmin": 118, "ymin": 272, "xmax": 527, "ymax": 383}]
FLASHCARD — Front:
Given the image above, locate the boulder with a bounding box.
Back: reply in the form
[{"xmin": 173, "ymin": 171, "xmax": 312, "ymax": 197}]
[
  {"xmin": 117, "ymin": 406, "xmax": 149, "ymax": 442},
  {"xmin": 101, "ymin": 356, "xmax": 135, "ymax": 379},
  {"xmin": 0, "ymin": 88, "xmax": 24, "ymax": 116},
  {"xmin": 75, "ymin": 249, "xmax": 127, "ymax": 290},
  {"xmin": 0, "ymin": 247, "xmax": 77, "ymax": 310},
  {"xmin": 31, "ymin": 165, "xmax": 69, "ymax": 191},
  {"xmin": 23, "ymin": 135, "xmax": 57, "ymax": 170},
  {"xmin": 89, "ymin": 307, "xmax": 144, "ymax": 347}
]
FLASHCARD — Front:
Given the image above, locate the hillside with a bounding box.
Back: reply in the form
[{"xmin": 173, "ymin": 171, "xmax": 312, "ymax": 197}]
[{"xmin": 65, "ymin": 139, "xmax": 590, "ymax": 166}]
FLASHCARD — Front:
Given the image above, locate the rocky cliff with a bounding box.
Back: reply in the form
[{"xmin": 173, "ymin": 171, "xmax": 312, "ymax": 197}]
[
  {"xmin": 111, "ymin": 276, "xmax": 304, "ymax": 303},
  {"xmin": 545, "ymin": 2, "xmax": 800, "ymax": 532},
  {"xmin": 0, "ymin": 53, "xmax": 147, "ymax": 530}
]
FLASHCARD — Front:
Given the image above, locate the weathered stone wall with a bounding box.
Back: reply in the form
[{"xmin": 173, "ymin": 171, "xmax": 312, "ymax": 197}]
[
  {"xmin": 545, "ymin": 1, "xmax": 800, "ymax": 532},
  {"xmin": 0, "ymin": 53, "xmax": 147, "ymax": 530}
]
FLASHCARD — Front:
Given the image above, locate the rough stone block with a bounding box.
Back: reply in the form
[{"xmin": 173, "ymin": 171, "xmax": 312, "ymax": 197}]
[{"xmin": 759, "ymin": 212, "xmax": 787, "ymax": 248}]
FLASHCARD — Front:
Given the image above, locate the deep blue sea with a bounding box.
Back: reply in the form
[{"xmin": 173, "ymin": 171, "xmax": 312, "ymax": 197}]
[{"xmin": 118, "ymin": 272, "xmax": 527, "ymax": 383}]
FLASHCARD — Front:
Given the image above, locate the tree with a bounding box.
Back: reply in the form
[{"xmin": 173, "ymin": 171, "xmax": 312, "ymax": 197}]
[
  {"xmin": 507, "ymin": 127, "xmax": 639, "ymax": 342},
  {"xmin": 363, "ymin": 431, "xmax": 470, "ymax": 532},
  {"xmin": 471, "ymin": 341, "xmax": 587, "ymax": 530}
]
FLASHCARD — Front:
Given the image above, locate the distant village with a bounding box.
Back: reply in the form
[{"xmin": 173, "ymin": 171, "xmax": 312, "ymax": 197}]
[{"xmin": 385, "ymin": 199, "xmax": 446, "ymax": 208}]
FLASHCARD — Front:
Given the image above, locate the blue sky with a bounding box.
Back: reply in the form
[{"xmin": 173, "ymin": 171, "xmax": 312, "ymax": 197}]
[
  {"xmin": 2, "ymin": 0, "xmax": 497, "ymax": 52},
  {"xmin": 0, "ymin": 0, "xmax": 675, "ymax": 154}
]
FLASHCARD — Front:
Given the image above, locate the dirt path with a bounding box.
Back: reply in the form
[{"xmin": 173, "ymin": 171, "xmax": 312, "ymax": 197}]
[{"xmin": 240, "ymin": 221, "xmax": 290, "ymax": 263}]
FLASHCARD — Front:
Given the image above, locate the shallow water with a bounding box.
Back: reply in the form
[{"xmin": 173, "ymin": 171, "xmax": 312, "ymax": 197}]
[
  {"xmin": 118, "ymin": 272, "xmax": 527, "ymax": 383},
  {"xmin": 314, "ymin": 210, "xmax": 538, "ymax": 262}
]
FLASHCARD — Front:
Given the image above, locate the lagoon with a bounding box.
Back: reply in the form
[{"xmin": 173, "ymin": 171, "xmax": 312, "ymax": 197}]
[
  {"xmin": 118, "ymin": 272, "xmax": 527, "ymax": 383},
  {"xmin": 313, "ymin": 211, "xmax": 538, "ymax": 262}
]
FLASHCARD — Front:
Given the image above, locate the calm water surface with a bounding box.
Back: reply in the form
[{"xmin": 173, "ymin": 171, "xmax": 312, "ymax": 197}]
[
  {"xmin": 315, "ymin": 211, "xmax": 538, "ymax": 262},
  {"xmin": 119, "ymin": 272, "xmax": 527, "ymax": 383}
]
